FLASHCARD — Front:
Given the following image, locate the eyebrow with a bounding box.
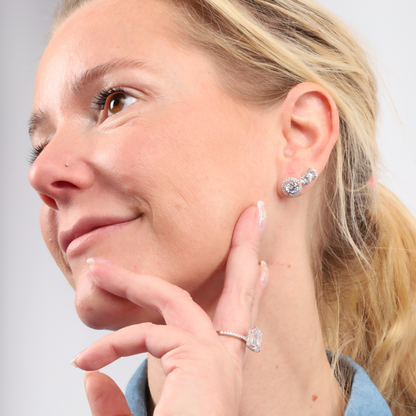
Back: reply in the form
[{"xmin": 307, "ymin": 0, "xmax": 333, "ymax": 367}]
[
  {"xmin": 71, "ymin": 58, "xmax": 147, "ymax": 93},
  {"xmin": 28, "ymin": 58, "xmax": 147, "ymax": 139}
]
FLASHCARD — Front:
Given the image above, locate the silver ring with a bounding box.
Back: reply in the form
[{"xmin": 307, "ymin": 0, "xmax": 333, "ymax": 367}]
[{"xmin": 217, "ymin": 327, "xmax": 262, "ymax": 353}]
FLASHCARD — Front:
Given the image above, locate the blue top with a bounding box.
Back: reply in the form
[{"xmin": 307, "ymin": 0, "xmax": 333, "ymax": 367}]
[{"xmin": 125, "ymin": 355, "xmax": 392, "ymax": 415}]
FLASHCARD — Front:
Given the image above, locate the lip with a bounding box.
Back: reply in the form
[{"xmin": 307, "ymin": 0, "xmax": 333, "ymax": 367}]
[{"xmin": 59, "ymin": 216, "xmax": 139, "ymax": 254}]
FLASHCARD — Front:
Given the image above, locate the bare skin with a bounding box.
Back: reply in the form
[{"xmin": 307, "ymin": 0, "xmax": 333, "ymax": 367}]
[{"xmin": 29, "ymin": 0, "xmax": 343, "ymax": 415}]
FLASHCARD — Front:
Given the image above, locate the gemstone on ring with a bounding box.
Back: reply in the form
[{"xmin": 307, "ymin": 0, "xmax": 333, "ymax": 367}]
[
  {"xmin": 246, "ymin": 327, "xmax": 262, "ymax": 352},
  {"xmin": 217, "ymin": 327, "xmax": 263, "ymax": 353}
]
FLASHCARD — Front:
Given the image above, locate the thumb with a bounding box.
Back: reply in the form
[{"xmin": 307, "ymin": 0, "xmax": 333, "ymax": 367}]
[{"xmin": 84, "ymin": 371, "xmax": 133, "ymax": 416}]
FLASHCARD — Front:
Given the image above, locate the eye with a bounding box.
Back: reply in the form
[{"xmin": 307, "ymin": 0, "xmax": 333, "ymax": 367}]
[
  {"xmin": 107, "ymin": 92, "xmax": 137, "ymax": 116},
  {"xmin": 92, "ymin": 87, "xmax": 138, "ymax": 119}
]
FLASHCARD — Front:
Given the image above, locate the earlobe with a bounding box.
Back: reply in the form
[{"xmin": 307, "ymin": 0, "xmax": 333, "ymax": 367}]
[{"xmin": 278, "ymin": 82, "xmax": 339, "ymax": 197}]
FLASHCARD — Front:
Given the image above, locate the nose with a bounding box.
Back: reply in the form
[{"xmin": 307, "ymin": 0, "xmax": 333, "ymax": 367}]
[{"xmin": 29, "ymin": 138, "xmax": 94, "ymax": 210}]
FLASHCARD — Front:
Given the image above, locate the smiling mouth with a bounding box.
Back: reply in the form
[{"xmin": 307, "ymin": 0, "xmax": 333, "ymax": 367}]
[{"xmin": 60, "ymin": 216, "xmax": 140, "ymax": 256}]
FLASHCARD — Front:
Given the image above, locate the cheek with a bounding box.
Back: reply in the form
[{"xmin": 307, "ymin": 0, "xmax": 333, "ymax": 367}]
[
  {"xmin": 107, "ymin": 102, "xmax": 263, "ymax": 266},
  {"xmin": 82, "ymin": 99, "xmax": 269, "ymax": 312}
]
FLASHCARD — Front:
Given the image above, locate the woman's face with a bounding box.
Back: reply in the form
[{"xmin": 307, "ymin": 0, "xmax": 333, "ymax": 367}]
[{"xmin": 29, "ymin": 0, "xmax": 278, "ymax": 330}]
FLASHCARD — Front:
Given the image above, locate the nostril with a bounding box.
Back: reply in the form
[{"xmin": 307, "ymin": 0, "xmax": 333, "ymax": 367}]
[
  {"xmin": 52, "ymin": 181, "xmax": 78, "ymax": 189},
  {"xmin": 39, "ymin": 193, "xmax": 58, "ymax": 210}
]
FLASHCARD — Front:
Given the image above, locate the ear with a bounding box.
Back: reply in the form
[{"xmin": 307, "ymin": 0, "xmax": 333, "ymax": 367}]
[{"xmin": 277, "ymin": 82, "xmax": 339, "ymax": 197}]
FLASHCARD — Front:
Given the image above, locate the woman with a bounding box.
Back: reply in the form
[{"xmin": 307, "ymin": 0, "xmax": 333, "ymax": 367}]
[{"xmin": 28, "ymin": 0, "xmax": 416, "ymax": 415}]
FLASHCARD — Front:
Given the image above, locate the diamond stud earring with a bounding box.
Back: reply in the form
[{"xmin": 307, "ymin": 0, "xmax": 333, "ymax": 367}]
[{"xmin": 282, "ymin": 168, "xmax": 318, "ymax": 197}]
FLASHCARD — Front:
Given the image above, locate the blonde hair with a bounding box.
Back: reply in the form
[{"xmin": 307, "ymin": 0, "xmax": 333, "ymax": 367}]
[{"xmin": 52, "ymin": 0, "xmax": 416, "ymax": 413}]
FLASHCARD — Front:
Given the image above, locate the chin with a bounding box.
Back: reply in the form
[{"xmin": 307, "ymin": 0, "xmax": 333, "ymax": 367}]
[{"xmin": 74, "ymin": 278, "xmax": 165, "ymax": 331}]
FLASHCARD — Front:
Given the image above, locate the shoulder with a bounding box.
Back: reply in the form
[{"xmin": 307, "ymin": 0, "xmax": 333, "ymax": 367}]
[
  {"xmin": 126, "ymin": 359, "xmax": 149, "ymax": 416},
  {"xmin": 327, "ymin": 352, "xmax": 392, "ymax": 416}
]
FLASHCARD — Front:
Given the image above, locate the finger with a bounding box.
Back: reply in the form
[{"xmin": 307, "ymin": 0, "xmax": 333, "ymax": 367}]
[
  {"xmin": 251, "ymin": 261, "xmax": 269, "ymax": 326},
  {"xmin": 84, "ymin": 371, "xmax": 133, "ymax": 416},
  {"xmin": 213, "ymin": 202, "xmax": 266, "ymax": 357},
  {"xmin": 87, "ymin": 261, "xmax": 217, "ymax": 340},
  {"xmin": 73, "ymin": 322, "xmax": 205, "ymax": 370}
]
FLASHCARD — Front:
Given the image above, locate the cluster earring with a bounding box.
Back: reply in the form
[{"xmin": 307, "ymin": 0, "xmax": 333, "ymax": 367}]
[{"xmin": 282, "ymin": 168, "xmax": 318, "ymax": 197}]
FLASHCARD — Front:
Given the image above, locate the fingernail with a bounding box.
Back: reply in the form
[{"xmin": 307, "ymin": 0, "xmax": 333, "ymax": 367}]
[
  {"xmin": 257, "ymin": 201, "xmax": 267, "ymax": 235},
  {"xmin": 87, "ymin": 258, "xmax": 117, "ymax": 267},
  {"xmin": 260, "ymin": 261, "xmax": 269, "ymax": 289},
  {"xmin": 70, "ymin": 349, "xmax": 86, "ymax": 368},
  {"xmin": 84, "ymin": 370, "xmax": 99, "ymax": 381},
  {"xmin": 70, "ymin": 355, "xmax": 80, "ymax": 368}
]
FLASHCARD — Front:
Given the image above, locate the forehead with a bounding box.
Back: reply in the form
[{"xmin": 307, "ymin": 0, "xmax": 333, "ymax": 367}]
[
  {"xmin": 34, "ymin": 0, "xmax": 184, "ymax": 104},
  {"xmin": 47, "ymin": 0, "xmax": 177, "ymax": 59}
]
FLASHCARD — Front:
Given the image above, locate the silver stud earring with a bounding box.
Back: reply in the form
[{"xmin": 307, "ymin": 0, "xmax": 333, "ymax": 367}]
[{"xmin": 282, "ymin": 168, "xmax": 318, "ymax": 197}]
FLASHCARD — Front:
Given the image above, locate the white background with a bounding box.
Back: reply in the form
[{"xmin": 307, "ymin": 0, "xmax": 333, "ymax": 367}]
[{"xmin": 1, "ymin": 0, "xmax": 415, "ymax": 415}]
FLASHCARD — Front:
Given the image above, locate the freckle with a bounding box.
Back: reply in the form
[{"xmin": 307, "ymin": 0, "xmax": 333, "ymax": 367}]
[
  {"xmin": 275, "ymin": 365, "xmax": 279, "ymax": 369},
  {"xmin": 312, "ymin": 395, "xmax": 318, "ymax": 401},
  {"xmin": 287, "ymin": 264, "xmax": 291, "ymax": 268}
]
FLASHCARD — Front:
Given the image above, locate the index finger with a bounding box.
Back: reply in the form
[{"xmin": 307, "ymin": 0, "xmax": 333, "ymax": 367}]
[{"xmin": 87, "ymin": 261, "xmax": 218, "ymax": 340}]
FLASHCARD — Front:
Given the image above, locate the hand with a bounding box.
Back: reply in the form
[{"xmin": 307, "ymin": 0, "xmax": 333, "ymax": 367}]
[{"xmin": 72, "ymin": 203, "xmax": 268, "ymax": 416}]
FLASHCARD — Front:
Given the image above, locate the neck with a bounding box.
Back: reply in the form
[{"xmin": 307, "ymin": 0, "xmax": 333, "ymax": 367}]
[
  {"xmin": 238, "ymin": 256, "xmax": 344, "ymax": 415},
  {"xmin": 147, "ymin": 199, "xmax": 344, "ymax": 415},
  {"xmin": 146, "ymin": 259, "xmax": 344, "ymax": 415}
]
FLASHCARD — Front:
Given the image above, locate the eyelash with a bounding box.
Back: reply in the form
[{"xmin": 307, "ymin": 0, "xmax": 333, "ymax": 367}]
[
  {"xmin": 92, "ymin": 86, "xmax": 127, "ymax": 111},
  {"xmin": 28, "ymin": 142, "xmax": 47, "ymax": 166}
]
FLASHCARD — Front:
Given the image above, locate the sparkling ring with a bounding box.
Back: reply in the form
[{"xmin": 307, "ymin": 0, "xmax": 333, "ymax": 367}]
[{"xmin": 217, "ymin": 327, "xmax": 262, "ymax": 352}]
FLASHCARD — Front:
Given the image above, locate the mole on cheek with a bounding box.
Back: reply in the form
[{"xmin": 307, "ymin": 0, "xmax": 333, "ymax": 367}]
[{"xmin": 312, "ymin": 395, "xmax": 318, "ymax": 401}]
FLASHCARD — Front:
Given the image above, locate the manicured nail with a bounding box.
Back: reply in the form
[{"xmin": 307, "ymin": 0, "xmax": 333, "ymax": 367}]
[
  {"xmin": 260, "ymin": 261, "xmax": 269, "ymax": 289},
  {"xmin": 70, "ymin": 349, "xmax": 86, "ymax": 368},
  {"xmin": 86, "ymin": 258, "xmax": 117, "ymax": 267},
  {"xmin": 84, "ymin": 370, "xmax": 99, "ymax": 381},
  {"xmin": 257, "ymin": 201, "xmax": 267, "ymax": 235},
  {"xmin": 70, "ymin": 354, "xmax": 80, "ymax": 368}
]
